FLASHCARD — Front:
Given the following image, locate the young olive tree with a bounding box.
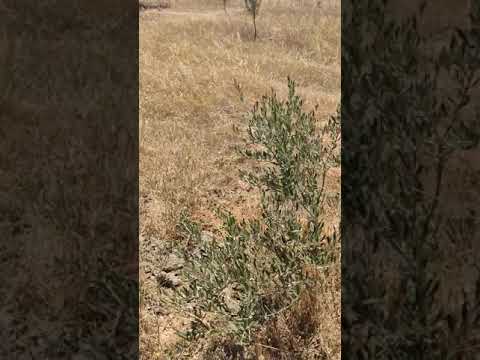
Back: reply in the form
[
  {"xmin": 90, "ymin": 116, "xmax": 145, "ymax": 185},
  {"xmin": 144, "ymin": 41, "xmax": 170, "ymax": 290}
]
[{"xmin": 163, "ymin": 79, "xmax": 340, "ymax": 357}]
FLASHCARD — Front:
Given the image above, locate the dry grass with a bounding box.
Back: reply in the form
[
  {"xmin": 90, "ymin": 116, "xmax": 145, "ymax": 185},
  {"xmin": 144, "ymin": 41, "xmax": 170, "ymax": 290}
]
[
  {"xmin": 255, "ymin": 259, "xmax": 340, "ymax": 359},
  {"xmin": 140, "ymin": 0, "xmax": 340, "ymax": 358}
]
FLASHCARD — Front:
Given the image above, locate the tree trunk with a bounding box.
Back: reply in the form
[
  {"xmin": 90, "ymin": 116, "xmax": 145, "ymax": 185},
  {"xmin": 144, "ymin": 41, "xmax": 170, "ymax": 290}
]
[{"xmin": 253, "ymin": 11, "xmax": 257, "ymax": 40}]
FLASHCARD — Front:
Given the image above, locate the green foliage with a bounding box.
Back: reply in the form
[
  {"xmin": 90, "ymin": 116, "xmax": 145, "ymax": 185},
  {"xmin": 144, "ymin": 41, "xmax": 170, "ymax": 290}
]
[{"xmin": 164, "ymin": 79, "xmax": 340, "ymax": 354}]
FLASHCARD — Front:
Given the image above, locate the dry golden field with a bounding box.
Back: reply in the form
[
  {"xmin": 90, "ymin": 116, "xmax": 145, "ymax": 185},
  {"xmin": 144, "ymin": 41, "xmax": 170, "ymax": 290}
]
[{"xmin": 140, "ymin": 0, "xmax": 340, "ymax": 358}]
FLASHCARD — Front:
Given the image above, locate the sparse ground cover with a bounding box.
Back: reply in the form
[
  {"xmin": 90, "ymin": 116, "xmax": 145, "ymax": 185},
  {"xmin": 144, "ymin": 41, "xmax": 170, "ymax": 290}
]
[{"xmin": 140, "ymin": 0, "xmax": 340, "ymax": 358}]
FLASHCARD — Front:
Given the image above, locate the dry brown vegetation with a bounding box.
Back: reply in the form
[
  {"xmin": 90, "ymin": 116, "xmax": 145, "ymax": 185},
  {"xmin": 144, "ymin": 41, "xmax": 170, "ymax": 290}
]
[{"xmin": 140, "ymin": 0, "xmax": 340, "ymax": 358}]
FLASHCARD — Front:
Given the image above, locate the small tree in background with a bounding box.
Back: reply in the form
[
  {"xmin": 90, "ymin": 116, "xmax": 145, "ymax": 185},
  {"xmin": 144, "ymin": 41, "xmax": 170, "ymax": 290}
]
[{"xmin": 245, "ymin": 0, "xmax": 262, "ymax": 40}]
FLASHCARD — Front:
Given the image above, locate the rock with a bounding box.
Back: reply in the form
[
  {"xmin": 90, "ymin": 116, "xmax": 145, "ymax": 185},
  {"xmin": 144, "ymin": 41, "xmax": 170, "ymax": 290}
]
[
  {"xmin": 139, "ymin": 0, "xmax": 170, "ymax": 10},
  {"xmin": 152, "ymin": 305, "xmax": 166, "ymax": 316},
  {"xmin": 222, "ymin": 285, "xmax": 241, "ymax": 314},
  {"xmin": 157, "ymin": 272, "xmax": 182, "ymax": 289},
  {"xmin": 162, "ymin": 253, "xmax": 184, "ymax": 272}
]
